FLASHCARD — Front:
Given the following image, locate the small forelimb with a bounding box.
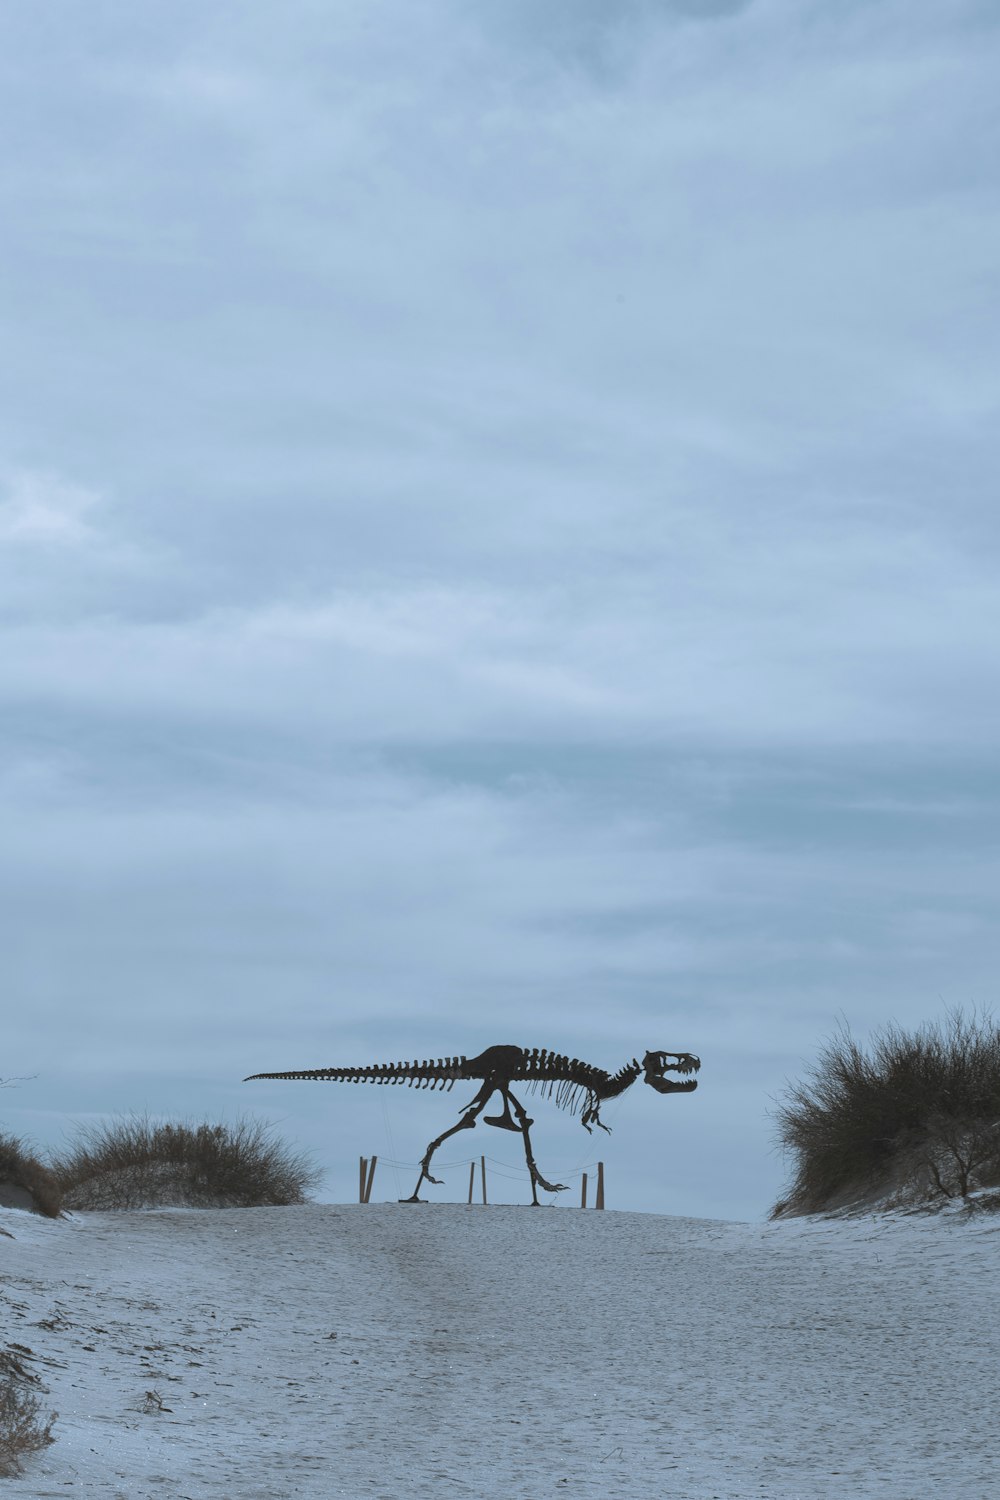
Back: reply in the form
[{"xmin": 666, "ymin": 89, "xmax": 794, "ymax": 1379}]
[{"xmin": 581, "ymin": 1100, "xmax": 612, "ymax": 1134}]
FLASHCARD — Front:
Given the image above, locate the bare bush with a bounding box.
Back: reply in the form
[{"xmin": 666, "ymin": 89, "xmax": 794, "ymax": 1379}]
[
  {"xmin": 52, "ymin": 1117, "xmax": 322, "ymax": 1210},
  {"xmin": 772, "ymin": 1009, "xmax": 1000, "ymax": 1216},
  {"xmin": 0, "ymin": 1133, "xmax": 63, "ymax": 1218},
  {"xmin": 918, "ymin": 1112, "xmax": 1000, "ymax": 1201},
  {"xmin": 0, "ymin": 1373, "xmax": 56, "ymax": 1477}
]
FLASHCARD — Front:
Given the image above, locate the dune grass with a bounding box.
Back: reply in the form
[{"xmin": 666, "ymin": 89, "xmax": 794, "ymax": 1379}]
[
  {"xmin": 0, "ymin": 1133, "xmax": 63, "ymax": 1218},
  {"xmin": 772, "ymin": 1009, "xmax": 1000, "ymax": 1216},
  {"xmin": 52, "ymin": 1116, "xmax": 322, "ymax": 1211},
  {"xmin": 0, "ymin": 1362, "xmax": 56, "ymax": 1478}
]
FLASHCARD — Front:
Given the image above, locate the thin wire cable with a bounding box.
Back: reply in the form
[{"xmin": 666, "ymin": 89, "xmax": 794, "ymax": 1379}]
[
  {"xmin": 484, "ymin": 1153, "xmax": 601, "ymax": 1173},
  {"xmin": 375, "ymin": 1153, "xmax": 597, "ymax": 1182},
  {"xmin": 376, "ymin": 1156, "xmax": 473, "ymax": 1170}
]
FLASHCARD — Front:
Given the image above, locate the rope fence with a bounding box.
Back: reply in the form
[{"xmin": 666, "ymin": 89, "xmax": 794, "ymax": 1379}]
[
  {"xmin": 358, "ymin": 1154, "xmax": 606, "ymax": 1207},
  {"xmin": 368, "ymin": 1154, "xmax": 605, "ymax": 1175}
]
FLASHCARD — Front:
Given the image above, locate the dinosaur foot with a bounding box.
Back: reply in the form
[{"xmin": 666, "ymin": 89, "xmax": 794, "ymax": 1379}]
[
  {"xmin": 398, "ymin": 1197, "xmax": 429, "ymax": 1204},
  {"xmin": 533, "ymin": 1175, "xmax": 568, "ymax": 1194}
]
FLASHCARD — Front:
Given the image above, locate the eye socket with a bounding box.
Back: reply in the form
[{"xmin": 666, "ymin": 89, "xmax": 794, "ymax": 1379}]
[{"xmin": 643, "ymin": 1051, "xmax": 701, "ymax": 1074}]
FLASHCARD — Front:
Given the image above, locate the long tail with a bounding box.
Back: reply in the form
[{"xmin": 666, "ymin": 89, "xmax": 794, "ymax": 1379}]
[{"xmin": 243, "ymin": 1057, "xmax": 467, "ymax": 1091}]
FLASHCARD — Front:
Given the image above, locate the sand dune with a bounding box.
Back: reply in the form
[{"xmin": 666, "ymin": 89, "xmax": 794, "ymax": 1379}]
[{"xmin": 2, "ymin": 1202, "xmax": 997, "ymax": 1498}]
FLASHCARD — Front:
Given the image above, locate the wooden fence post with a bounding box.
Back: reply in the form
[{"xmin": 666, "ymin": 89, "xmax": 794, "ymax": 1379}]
[
  {"xmin": 364, "ymin": 1155, "xmax": 377, "ymax": 1204},
  {"xmin": 596, "ymin": 1160, "xmax": 605, "ymax": 1210},
  {"xmin": 581, "ymin": 1172, "xmax": 588, "ymax": 1208},
  {"xmin": 480, "ymin": 1155, "xmax": 487, "ymax": 1206},
  {"xmin": 359, "ymin": 1156, "xmax": 367, "ymax": 1204},
  {"xmin": 467, "ymin": 1161, "xmax": 475, "ymax": 1204}
]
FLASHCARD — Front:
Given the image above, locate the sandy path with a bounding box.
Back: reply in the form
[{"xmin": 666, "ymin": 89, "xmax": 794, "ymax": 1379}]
[{"xmin": 2, "ymin": 1203, "xmax": 998, "ymax": 1498}]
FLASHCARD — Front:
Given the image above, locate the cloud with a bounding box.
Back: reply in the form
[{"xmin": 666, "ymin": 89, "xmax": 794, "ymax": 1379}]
[
  {"xmin": 2, "ymin": 508, "xmax": 998, "ymax": 757},
  {"xmin": 0, "ymin": 470, "xmax": 103, "ymax": 545},
  {"xmin": 1, "ymin": 0, "xmax": 999, "ymax": 1216}
]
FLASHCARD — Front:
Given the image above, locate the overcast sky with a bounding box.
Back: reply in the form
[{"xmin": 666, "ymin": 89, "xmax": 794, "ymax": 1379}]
[{"xmin": 2, "ymin": 0, "xmax": 999, "ymax": 1219}]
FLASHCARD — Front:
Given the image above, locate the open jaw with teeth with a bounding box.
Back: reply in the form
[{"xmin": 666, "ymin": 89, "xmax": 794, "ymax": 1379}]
[{"xmin": 642, "ymin": 1050, "xmax": 701, "ymax": 1094}]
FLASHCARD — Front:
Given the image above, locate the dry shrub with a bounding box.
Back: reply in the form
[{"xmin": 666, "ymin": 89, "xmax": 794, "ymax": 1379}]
[
  {"xmin": 52, "ymin": 1117, "xmax": 322, "ymax": 1210},
  {"xmin": 772, "ymin": 1009, "xmax": 1000, "ymax": 1216},
  {"xmin": 0, "ymin": 1372, "xmax": 56, "ymax": 1477},
  {"xmin": 0, "ymin": 1133, "xmax": 63, "ymax": 1218}
]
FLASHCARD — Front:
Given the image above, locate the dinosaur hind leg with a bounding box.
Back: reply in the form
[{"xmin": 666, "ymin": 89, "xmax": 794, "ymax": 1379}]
[
  {"xmin": 506, "ymin": 1089, "xmax": 568, "ymax": 1206},
  {"xmin": 400, "ymin": 1083, "xmax": 493, "ymax": 1203}
]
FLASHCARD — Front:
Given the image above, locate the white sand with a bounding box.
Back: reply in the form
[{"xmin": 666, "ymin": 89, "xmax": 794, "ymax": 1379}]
[{"xmin": 2, "ymin": 1202, "xmax": 998, "ymax": 1499}]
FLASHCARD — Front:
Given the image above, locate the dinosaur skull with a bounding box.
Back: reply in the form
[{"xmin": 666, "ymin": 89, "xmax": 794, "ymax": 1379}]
[{"xmin": 641, "ymin": 1050, "xmax": 700, "ymax": 1093}]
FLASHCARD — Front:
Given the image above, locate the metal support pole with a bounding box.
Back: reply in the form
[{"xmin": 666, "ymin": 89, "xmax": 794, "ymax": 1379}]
[
  {"xmin": 364, "ymin": 1154, "xmax": 377, "ymax": 1204},
  {"xmin": 480, "ymin": 1155, "xmax": 487, "ymax": 1205},
  {"xmin": 359, "ymin": 1156, "xmax": 367, "ymax": 1204},
  {"xmin": 596, "ymin": 1160, "xmax": 605, "ymax": 1209},
  {"xmin": 581, "ymin": 1172, "xmax": 588, "ymax": 1209},
  {"xmin": 467, "ymin": 1161, "xmax": 475, "ymax": 1204}
]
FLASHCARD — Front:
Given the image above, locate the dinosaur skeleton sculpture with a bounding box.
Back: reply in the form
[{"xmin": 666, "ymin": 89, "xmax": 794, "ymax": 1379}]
[{"xmin": 244, "ymin": 1044, "xmax": 700, "ymax": 1205}]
